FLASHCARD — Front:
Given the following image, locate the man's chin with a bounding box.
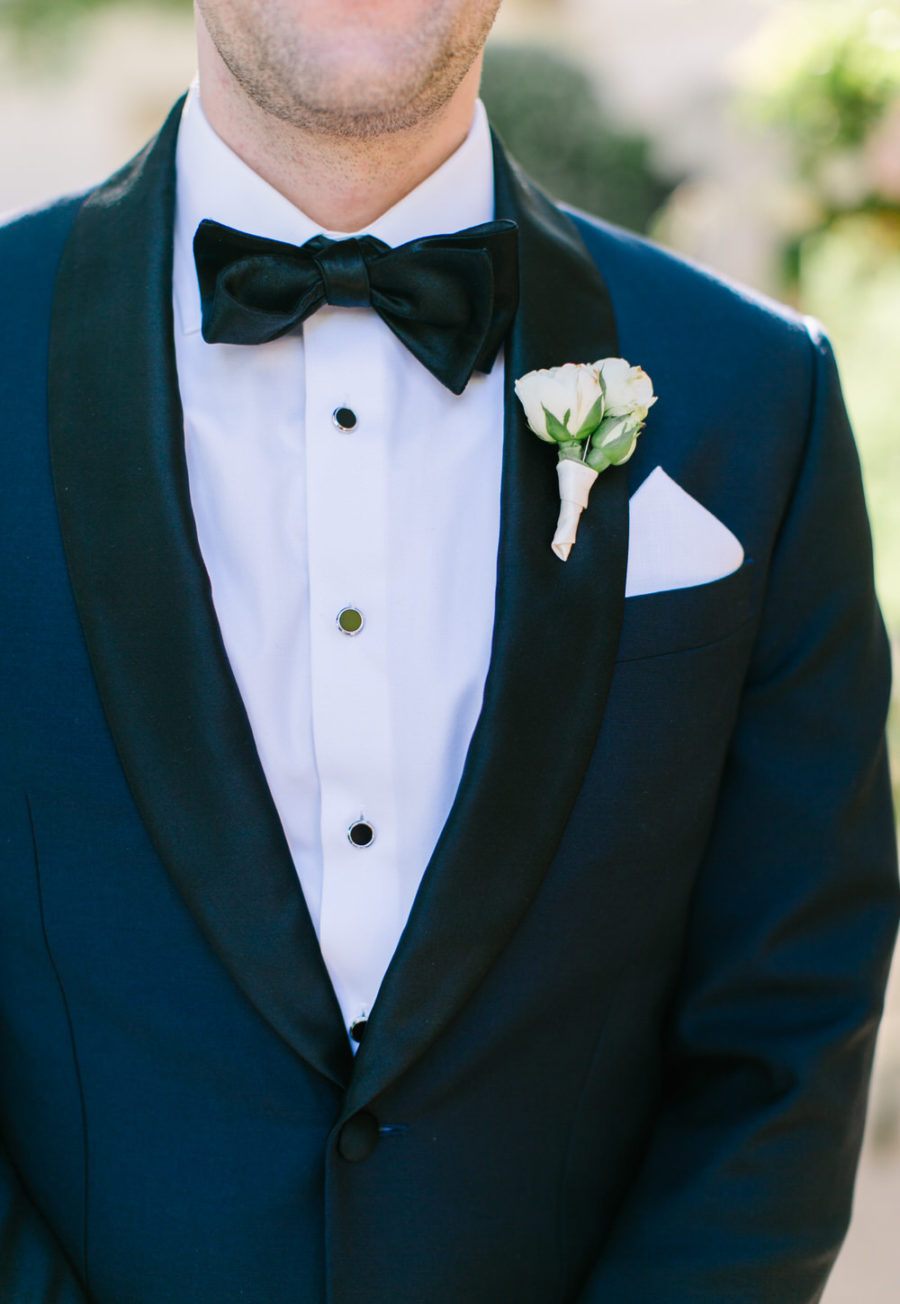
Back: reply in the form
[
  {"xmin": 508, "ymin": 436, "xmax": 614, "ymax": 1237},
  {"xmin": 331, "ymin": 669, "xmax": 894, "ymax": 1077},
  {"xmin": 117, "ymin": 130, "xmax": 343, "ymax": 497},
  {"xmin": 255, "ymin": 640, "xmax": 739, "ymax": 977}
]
[{"xmin": 253, "ymin": 58, "xmax": 458, "ymax": 140}]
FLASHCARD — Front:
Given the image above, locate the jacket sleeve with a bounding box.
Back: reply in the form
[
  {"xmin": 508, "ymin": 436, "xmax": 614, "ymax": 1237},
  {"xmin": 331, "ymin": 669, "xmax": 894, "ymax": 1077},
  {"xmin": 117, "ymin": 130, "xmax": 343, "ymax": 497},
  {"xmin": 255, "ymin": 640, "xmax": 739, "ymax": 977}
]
[
  {"xmin": 0, "ymin": 1144, "xmax": 88, "ymax": 1303},
  {"xmin": 576, "ymin": 325, "xmax": 899, "ymax": 1304}
]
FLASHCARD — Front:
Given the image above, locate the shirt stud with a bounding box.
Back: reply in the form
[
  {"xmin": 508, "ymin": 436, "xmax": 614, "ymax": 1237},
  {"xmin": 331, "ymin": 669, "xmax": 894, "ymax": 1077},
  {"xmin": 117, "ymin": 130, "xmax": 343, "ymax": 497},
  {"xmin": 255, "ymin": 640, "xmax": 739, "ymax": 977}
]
[
  {"xmin": 337, "ymin": 607, "xmax": 364, "ymax": 635},
  {"xmin": 332, "ymin": 406, "xmax": 358, "ymax": 432},
  {"xmin": 348, "ymin": 820, "xmax": 375, "ymax": 848}
]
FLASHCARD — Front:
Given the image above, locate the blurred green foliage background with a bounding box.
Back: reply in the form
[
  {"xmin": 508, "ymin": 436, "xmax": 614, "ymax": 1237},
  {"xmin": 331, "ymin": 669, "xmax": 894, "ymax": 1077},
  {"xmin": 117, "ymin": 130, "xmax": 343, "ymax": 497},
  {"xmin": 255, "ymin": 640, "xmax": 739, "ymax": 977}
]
[
  {"xmin": 0, "ymin": 0, "xmax": 186, "ymax": 29},
  {"xmin": 480, "ymin": 44, "xmax": 675, "ymax": 232}
]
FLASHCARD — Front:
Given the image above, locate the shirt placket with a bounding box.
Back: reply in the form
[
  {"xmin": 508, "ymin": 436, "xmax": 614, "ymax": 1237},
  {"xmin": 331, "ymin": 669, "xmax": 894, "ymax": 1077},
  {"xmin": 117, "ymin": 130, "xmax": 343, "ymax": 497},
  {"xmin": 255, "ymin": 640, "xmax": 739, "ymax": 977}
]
[{"xmin": 303, "ymin": 306, "xmax": 400, "ymax": 1033}]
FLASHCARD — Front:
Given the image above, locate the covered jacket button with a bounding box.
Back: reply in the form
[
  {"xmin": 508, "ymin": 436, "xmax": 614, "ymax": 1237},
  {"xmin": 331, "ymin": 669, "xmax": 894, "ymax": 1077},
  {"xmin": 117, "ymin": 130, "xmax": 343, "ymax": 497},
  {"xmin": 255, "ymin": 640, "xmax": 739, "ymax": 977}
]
[{"xmin": 338, "ymin": 1111, "xmax": 379, "ymax": 1162}]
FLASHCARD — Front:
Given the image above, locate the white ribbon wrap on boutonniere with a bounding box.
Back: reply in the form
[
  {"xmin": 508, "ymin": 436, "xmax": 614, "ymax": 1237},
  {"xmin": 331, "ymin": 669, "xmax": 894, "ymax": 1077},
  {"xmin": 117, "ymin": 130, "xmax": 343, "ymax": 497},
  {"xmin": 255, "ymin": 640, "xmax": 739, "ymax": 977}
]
[{"xmin": 515, "ymin": 358, "xmax": 656, "ymax": 561}]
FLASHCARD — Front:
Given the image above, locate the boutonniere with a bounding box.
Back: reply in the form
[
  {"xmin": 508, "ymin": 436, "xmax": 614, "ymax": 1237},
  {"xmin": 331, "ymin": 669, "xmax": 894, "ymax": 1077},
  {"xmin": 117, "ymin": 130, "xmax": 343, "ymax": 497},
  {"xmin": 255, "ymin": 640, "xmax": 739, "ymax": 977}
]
[{"xmin": 515, "ymin": 358, "xmax": 656, "ymax": 561}]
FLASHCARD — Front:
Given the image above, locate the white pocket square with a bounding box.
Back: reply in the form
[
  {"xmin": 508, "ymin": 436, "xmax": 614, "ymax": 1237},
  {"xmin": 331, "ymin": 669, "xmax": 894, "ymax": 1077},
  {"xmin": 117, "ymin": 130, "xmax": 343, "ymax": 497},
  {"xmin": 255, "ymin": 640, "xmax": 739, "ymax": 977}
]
[{"xmin": 625, "ymin": 466, "xmax": 744, "ymax": 598}]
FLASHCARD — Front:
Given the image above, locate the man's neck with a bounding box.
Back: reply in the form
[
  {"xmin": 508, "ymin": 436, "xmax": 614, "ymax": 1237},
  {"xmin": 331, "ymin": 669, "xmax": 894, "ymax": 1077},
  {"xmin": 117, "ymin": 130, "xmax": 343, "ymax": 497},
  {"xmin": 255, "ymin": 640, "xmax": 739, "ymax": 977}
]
[{"xmin": 195, "ymin": 24, "xmax": 483, "ymax": 233}]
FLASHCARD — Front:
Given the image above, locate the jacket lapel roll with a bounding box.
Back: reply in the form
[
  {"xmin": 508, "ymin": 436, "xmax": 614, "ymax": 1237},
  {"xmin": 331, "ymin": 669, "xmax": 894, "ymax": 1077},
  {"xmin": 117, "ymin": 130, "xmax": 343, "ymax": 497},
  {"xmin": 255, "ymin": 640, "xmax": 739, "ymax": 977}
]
[
  {"xmin": 345, "ymin": 142, "xmax": 629, "ymax": 1114},
  {"xmin": 48, "ymin": 101, "xmax": 353, "ymax": 1089}
]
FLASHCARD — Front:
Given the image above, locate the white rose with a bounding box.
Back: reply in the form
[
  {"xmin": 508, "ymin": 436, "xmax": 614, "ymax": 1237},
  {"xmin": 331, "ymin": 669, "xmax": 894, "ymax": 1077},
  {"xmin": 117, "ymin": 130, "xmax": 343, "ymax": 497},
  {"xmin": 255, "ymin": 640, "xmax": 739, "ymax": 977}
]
[
  {"xmin": 514, "ymin": 363, "xmax": 606, "ymax": 443},
  {"xmin": 515, "ymin": 354, "xmax": 656, "ymax": 561},
  {"xmin": 595, "ymin": 357, "xmax": 656, "ymax": 420}
]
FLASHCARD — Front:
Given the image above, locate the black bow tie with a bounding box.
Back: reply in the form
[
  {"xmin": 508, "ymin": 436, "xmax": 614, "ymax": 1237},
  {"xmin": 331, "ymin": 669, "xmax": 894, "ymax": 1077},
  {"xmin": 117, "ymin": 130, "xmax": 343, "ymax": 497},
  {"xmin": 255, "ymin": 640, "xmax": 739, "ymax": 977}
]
[{"xmin": 193, "ymin": 217, "xmax": 519, "ymax": 395}]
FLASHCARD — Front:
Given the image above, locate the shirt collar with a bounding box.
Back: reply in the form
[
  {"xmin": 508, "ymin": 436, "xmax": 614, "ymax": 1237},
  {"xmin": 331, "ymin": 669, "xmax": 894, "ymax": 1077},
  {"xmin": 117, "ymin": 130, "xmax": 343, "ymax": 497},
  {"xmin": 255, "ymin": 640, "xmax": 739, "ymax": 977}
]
[{"xmin": 173, "ymin": 82, "xmax": 496, "ymax": 336}]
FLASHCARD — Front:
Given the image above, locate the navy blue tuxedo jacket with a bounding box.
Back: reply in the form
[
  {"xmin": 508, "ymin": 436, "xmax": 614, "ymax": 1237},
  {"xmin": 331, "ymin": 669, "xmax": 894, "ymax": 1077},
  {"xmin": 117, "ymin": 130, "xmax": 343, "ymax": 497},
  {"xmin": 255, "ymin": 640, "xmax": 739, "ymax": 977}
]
[{"xmin": 0, "ymin": 102, "xmax": 897, "ymax": 1304}]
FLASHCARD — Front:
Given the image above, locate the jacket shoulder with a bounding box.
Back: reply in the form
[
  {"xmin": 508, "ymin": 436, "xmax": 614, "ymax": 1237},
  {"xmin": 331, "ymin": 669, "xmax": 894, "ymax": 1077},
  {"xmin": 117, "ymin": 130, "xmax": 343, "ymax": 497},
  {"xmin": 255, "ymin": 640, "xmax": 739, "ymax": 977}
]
[
  {"xmin": 0, "ymin": 195, "xmax": 84, "ymax": 294},
  {"xmin": 563, "ymin": 208, "xmax": 831, "ymax": 484},
  {"xmin": 560, "ymin": 210, "xmax": 849, "ymax": 563},
  {"xmin": 0, "ymin": 195, "xmax": 87, "ymax": 449},
  {"xmin": 566, "ymin": 207, "xmax": 815, "ymax": 365},
  {"xmin": 0, "ymin": 196, "xmax": 85, "ymax": 379}
]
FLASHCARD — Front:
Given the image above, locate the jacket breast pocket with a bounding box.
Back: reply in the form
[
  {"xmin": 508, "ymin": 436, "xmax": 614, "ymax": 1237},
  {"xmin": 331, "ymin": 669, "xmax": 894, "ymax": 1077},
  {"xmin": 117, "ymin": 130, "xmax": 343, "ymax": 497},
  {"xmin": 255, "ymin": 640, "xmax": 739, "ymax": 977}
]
[{"xmin": 615, "ymin": 558, "xmax": 756, "ymax": 662}]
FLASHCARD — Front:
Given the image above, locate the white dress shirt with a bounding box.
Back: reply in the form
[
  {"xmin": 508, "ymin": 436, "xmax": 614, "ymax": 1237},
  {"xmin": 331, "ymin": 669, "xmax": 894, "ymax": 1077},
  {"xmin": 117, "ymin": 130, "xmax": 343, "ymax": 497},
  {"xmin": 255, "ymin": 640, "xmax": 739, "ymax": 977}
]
[{"xmin": 172, "ymin": 86, "xmax": 504, "ymax": 1037}]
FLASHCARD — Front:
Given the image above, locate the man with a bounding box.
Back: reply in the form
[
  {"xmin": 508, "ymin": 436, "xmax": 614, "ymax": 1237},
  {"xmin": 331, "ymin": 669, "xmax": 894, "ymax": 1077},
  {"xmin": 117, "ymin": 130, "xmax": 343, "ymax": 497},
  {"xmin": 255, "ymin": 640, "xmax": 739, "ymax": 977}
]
[{"xmin": 0, "ymin": 1, "xmax": 896, "ymax": 1300}]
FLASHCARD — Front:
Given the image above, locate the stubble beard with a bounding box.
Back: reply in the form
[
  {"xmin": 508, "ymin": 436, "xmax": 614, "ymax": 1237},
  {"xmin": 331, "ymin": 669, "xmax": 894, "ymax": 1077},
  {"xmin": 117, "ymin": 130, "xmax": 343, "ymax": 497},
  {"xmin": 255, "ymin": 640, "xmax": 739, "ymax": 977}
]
[{"xmin": 197, "ymin": 2, "xmax": 500, "ymax": 142}]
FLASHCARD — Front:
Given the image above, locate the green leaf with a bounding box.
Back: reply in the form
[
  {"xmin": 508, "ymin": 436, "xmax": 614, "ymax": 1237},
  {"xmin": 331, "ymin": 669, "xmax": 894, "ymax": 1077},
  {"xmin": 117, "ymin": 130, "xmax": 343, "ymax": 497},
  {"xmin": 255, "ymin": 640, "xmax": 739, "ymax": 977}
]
[
  {"xmin": 542, "ymin": 404, "xmax": 573, "ymax": 444},
  {"xmin": 586, "ymin": 426, "xmax": 638, "ymax": 471},
  {"xmin": 609, "ymin": 436, "xmax": 639, "ymax": 467},
  {"xmin": 572, "ymin": 394, "xmax": 607, "ymax": 441},
  {"xmin": 594, "ymin": 415, "xmax": 626, "ymax": 446},
  {"xmin": 584, "ymin": 444, "xmax": 613, "ymax": 472}
]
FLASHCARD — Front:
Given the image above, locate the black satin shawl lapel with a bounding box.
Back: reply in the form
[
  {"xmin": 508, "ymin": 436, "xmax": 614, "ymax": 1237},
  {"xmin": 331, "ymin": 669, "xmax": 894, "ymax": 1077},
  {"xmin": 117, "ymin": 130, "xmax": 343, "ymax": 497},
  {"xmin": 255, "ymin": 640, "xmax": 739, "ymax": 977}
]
[
  {"xmin": 48, "ymin": 101, "xmax": 352, "ymax": 1089},
  {"xmin": 346, "ymin": 141, "xmax": 629, "ymax": 1114}
]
